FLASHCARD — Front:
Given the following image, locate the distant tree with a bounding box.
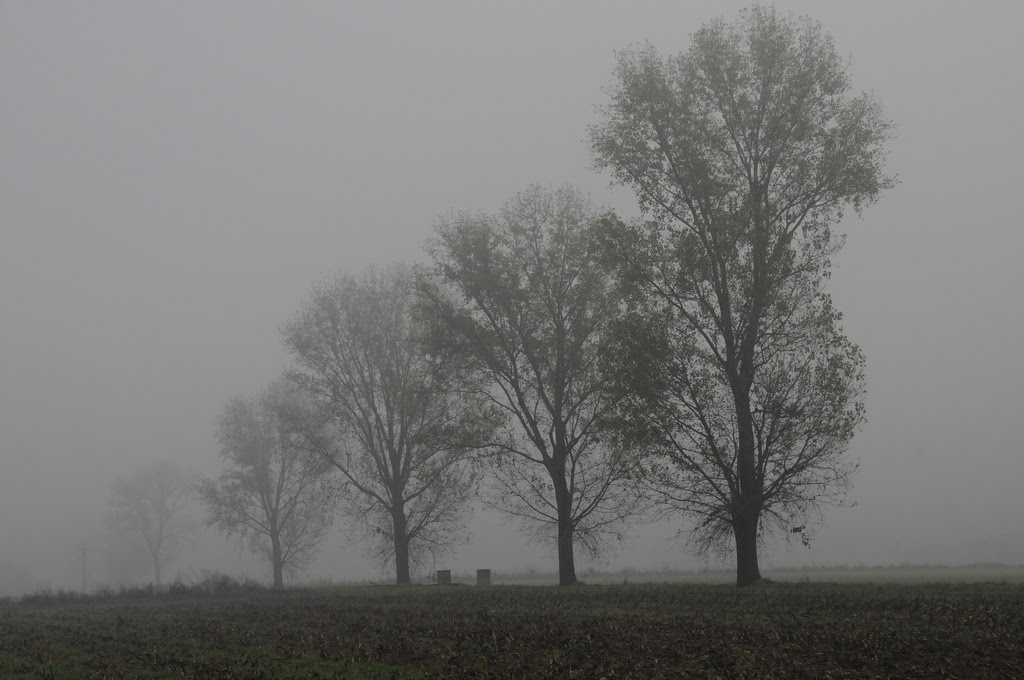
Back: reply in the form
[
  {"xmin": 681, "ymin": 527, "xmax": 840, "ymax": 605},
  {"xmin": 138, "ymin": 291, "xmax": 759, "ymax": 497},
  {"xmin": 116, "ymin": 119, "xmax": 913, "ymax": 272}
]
[
  {"xmin": 420, "ymin": 184, "xmax": 645, "ymax": 587},
  {"xmin": 282, "ymin": 264, "xmax": 495, "ymax": 585},
  {"xmin": 590, "ymin": 6, "xmax": 894, "ymax": 585},
  {"xmin": 108, "ymin": 460, "xmax": 193, "ymax": 586},
  {"xmin": 197, "ymin": 380, "xmax": 338, "ymax": 589},
  {"xmin": 101, "ymin": 527, "xmax": 154, "ymax": 585}
]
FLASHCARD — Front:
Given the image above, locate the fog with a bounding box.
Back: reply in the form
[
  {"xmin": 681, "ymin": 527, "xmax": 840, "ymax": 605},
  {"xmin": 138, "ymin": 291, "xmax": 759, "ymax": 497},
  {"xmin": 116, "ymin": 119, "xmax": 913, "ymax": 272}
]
[{"xmin": 1, "ymin": 1, "xmax": 1022, "ymax": 593}]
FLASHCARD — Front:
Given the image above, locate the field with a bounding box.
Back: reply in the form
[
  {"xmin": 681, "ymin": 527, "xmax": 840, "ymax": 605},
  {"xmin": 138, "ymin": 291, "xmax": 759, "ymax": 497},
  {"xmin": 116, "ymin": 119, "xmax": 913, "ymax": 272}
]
[
  {"xmin": 1, "ymin": 580, "xmax": 1023, "ymax": 679},
  {"xmin": 500, "ymin": 565, "xmax": 1024, "ymax": 586}
]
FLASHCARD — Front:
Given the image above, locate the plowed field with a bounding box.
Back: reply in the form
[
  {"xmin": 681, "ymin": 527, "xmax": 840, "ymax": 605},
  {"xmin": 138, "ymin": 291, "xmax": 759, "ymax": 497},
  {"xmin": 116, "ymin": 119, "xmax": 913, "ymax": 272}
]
[{"xmin": 1, "ymin": 582, "xmax": 1021, "ymax": 678}]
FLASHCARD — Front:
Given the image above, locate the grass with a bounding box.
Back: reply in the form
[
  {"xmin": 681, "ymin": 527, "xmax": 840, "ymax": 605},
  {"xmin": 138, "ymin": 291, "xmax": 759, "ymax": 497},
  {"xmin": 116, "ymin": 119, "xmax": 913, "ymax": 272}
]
[
  {"xmin": 499, "ymin": 563, "xmax": 1024, "ymax": 585},
  {"xmin": 1, "ymin": 581, "xmax": 1022, "ymax": 678}
]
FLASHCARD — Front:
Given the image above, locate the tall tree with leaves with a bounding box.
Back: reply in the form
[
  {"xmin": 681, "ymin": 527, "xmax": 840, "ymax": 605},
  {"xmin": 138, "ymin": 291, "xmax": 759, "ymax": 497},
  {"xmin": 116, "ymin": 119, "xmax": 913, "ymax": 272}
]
[
  {"xmin": 590, "ymin": 6, "xmax": 894, "ymax": 585},
  {"xmin": 283, "ymin": 264, "xmax": 494, "ymax": 585},
  {"xmin": 108, "ymin": 460, "xmax": 193, "ymax": 586},
  {"xmin": 198, "ymin": 380, "xmax": 338, "ymax": 589},
  {"xmin": 421, "ymin": 184, "xmax": 644, "ymax": 587}
]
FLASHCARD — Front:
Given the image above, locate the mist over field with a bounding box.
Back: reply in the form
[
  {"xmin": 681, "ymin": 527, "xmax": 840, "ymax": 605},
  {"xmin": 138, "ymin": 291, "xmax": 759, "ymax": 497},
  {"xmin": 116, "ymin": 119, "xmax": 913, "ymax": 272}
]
[{"xmin": 1, "ymin": 1, "xmax": 1022, "ymax": 595}]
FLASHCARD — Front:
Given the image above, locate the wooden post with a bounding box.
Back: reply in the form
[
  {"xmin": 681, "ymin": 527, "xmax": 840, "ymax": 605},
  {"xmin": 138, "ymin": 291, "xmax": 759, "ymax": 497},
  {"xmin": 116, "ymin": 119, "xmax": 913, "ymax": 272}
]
[
  {"xmin": 476, "ymin": 569, "xmax": 491, "ymax": 587},
  {"xmin": 436, "ymin": 569, "xmax": 451, "ymax": 585}
]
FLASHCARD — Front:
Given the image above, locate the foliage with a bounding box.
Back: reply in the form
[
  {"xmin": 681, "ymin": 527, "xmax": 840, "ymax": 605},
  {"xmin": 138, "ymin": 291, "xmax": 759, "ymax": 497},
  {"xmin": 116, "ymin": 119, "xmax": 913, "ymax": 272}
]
[
  {"xmin": 421, "ymin": 184, "xmax": 647, "ymax": 586},
  {"xmin": 604, "ymin": 232, "xmax": 867, "ymax": 555},
  {"xmin": 107, "ymin": 459, "xmax": 194, "ymax": 586},
  {"xmin": 590, "ymin": 5, "xmax": 894, "ymax": 583},
  {"xmin": 197, "ymin": 379, "xmax": 338, "ymax": 587},
  {"xmin": 282, "ymin": 263, "xmax": 495, "ymax": 584},
  {"xmin": 19, "ymin": 588, "xmax": 92, "ymax": 605},
  {"xmin": 167, "ymin": 570, "xmax": 267, "ymax": 594}
]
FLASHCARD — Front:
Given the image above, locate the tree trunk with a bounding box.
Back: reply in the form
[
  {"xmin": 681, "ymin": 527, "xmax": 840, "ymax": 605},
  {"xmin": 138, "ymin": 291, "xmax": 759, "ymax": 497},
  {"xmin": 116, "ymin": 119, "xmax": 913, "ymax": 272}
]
[
  {"xmin": 270, "ymin": 532, "xmax": 284, "ymax": 589},
  {"xmin": 551, "ymin": 470, "xmax": 577, "ymax": 587},
  {"xmin": 557, "ymin": 514, "xmax": 577, "ymax": 587},
  {"xmin": 392, "ymin": 505, "xmax": 411, "ymax": 585},
  {"xmin": 733, "ymin": 387, "xmax": 762, "ymax": 587},
  {"xmin": 734, "ymin": 513, "xmax": 761, "ymax": 587}
]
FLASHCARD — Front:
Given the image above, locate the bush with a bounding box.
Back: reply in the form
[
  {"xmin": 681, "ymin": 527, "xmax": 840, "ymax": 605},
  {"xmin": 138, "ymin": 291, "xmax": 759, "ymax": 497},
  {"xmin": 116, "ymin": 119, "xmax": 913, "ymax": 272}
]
[
  {"xmin": 95, "ymin": 584, "xmax": 155, "ymax": 600},
  {"xmin": 168, "ymin": 571, "xmax": 265, "ymax": 594},
  {"xmin": 16, "ymin": 572, "xmax": 266, "ymax": 606},
  {"xmin": 21, "ymin": 588, "xmax": 89, "ymax": 604}
]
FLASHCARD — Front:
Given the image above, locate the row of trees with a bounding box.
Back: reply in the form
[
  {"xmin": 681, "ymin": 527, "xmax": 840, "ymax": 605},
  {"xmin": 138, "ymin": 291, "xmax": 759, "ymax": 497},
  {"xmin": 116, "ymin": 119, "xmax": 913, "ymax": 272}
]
[{"xmin": 112, "ymin": 7, "xmax": 892, "ymax": 588}]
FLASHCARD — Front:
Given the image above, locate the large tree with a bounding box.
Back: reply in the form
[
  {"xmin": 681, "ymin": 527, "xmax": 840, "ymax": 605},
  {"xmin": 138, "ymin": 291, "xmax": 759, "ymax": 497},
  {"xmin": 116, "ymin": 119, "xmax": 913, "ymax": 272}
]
[
  {"xmin": 421, "ymin": 184, "xmax": 644, "ymax": 587},
  {"xmin": 198, "ymin": 380, "xmax": 338, "ymax": 589},
  {"xmin": 283, "ymin": 264, "xmax": 493, "ymax": 585},
  {"xmin": 108, "ymin": 459, "xmax": 193, "ymax": 586},
  {"xmin": 590, "ymin": 6, "xmax": 894, "ymax": 585}
]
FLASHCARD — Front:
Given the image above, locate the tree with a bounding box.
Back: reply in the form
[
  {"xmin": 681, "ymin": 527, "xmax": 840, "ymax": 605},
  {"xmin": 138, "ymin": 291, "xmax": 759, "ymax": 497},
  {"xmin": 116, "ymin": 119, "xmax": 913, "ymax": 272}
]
[
  {"xmin": 282, "ymin": 264, "xmax": 493, "ymax": 585},
  {"xmin": 421, "ymin": 184, "xmax": 645, "ymax": 587},
  {"xmin": 197, "ymin": 380, "xmax": 338, "ymax": 589},
  {"xmin": 590, "ymin": 6, "xmax": 894, "ymax": 585},
  {"xmin": 108, "ymin": 460, "xmax": 193, "ymax": 586}
]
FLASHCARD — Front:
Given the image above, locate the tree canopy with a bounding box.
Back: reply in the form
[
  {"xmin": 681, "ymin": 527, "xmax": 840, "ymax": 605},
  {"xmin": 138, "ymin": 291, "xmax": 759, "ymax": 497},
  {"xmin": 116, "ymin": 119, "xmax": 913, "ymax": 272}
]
[
  {"xmin": 108, "ymin": 460, "xmax": 194, "ymax": 586},
  {"xmin": 198, "ymin": 380, "xmax": 338, "ymax": 588},
  {"xmin": 283, "ymin": 264, "xmax": 495, "ymax": 584},
  {"xmin": 591, "ymin": 6, "xmax": 893, "ymax": 585},
  {"xmin": 421, "ymin": 184, "xmax": 645, "ymax": 586}
]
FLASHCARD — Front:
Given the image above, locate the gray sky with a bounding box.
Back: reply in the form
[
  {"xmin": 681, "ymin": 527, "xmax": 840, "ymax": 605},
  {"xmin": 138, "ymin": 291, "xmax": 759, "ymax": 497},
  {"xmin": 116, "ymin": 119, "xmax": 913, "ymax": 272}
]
[{"xmin": 2, "ymin": 1, "xmax": 1022, "ymax": 589}]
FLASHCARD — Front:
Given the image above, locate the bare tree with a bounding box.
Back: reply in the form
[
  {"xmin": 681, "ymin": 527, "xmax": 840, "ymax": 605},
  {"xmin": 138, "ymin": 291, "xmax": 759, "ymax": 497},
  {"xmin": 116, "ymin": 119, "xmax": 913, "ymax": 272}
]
[
  {"xmin": 421, "ymin": 184, "xmax": 645, "ymax": 587},
  {"xmin": 590, "ymin": 6, "xmax": 894, "ymax": 585},
  {"xmin": 282, "ymin": 264, "xmax": 494, "ymax": 585},
  {"xmin": 108, "ymin": 459, "xmax": 193, "ymax": 586},
  {"xmin": 197, "ymin": 380, "xmax": 338, "ymax": 589}
]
